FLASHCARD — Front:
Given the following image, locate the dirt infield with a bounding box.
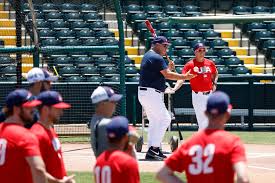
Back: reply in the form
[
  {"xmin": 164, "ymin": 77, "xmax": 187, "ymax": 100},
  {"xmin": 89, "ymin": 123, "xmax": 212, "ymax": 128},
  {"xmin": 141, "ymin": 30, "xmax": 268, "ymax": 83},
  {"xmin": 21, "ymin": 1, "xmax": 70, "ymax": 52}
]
[{"xmin": 62, "ymin": 143, "xmax": 275, "ymax": 182}]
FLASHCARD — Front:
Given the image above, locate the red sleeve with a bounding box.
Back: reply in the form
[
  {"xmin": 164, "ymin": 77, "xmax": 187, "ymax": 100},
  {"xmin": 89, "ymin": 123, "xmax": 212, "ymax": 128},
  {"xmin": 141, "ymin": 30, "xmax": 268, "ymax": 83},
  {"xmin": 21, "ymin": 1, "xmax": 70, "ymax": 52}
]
[
  {"xmin": 182, "ymin": 62, "xmax": 191, "ymax": 74},
  {"xmin": 231, "ymin": 137, "xmax": 246, "ymax": 164},
  {"xmin": 19, "ymin": 132, "xmax": 41, "ymax": 157},
  {"xmin": 165, "ymin": 145, "xmax": 186, "ymax": 173},
  {"xmin": 124, "ymin": 158, "xmax": 140, "ymax": 183}
]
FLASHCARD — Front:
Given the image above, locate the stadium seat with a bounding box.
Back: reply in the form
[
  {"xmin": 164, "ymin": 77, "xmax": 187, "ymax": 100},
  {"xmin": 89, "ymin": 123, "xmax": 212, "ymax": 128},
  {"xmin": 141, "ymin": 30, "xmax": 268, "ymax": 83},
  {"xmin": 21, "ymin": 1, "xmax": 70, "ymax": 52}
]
[
  {"xmin": 234, "ymin": 0, "xmax": 253, "ymax": 7},
  {"xmin": 74, "ymin": 56, "xmax": 94, "ymax": 65},
  {"xmin": 175, "ymin": 66, "xmax": 183, "ymax": 74},
  {"xmin": 79, "ymin": 4, "xmax": 97, "ymax": 13},
  {"xmin": 90, "ymin": 20, "xmax": 108, "ymax": 30},
  {"xmin": 210, "ymin": 57, "xmax": 224, "ymax": 65},
  {"xmin": 225, "ymin": 57, "xmax": 243, "ymax": 66},
  {"xmin": 165, "ymin": 5, "xmax": 182, "ymax": 15},
  {"xmin": 39, "ymin": 29, "xmax": 55, "ymax": 39},
  {"xmin": 0, "ymin": 65, "xmax": 16, "ymax": 75},
  {"xmin": 171, "ymin": 38, "xmax": 190, "ymax": 49},
  {"xmin": 76, "ymin": 29, "xmax": 95, "ymax": 39},
  {"xmin": 217, "ymin": 48, "xmax": 236, "ymax": 58},
  {"xmin": 262, "ymin": 40, "xmax": 275, "ymax": 53},
  {"xmin": 82, "ymin": 12, "xmax": 102, "ymax": 22},
  {"xmin": 271, "ymin": 7, "xmax": 275, "ymax": 13},
  {"xmin": 173, "ymin": 57, "xmax": 185, "ymax": 65},
  {"xmin": 70, "ymin": 21, "xmax": 88, "ymax": 30},
  {"xmin": 217, "ymin": 66, "xmax": 231, "ymax": 75},
  {"xmin": 80, "ymin": 66, "xmax": 99, "ymax": 76},
  {"xmin": 52, "ymin": 56, "xmax": 73, "ymax": 66},
  {"xmin": 59, "ymin": 66, "xmax": 79, "ymax": 76},
  {"xmin": 60, "ymin": 3, "xmax": 79, "ymax": 13},
  {"xmin": 95, "ymin": 29, "xmax": 115, "ymax": 38},
  {"xmin": 126, "ymin": 4, "xmax": 143, "ymax": 14},
  {"xmin": 82, "ymin": 38, "xmax": 100, "ymax": 46},
  {"xmin": 205, "ymin": 48, "xmax": 218, "ymax": 58},
  {"xmin": 184, "ymin": 30, "xmax": 202, "ymax": 40},
  {"xmin": 267, "ymin": 22, "xmax": 275, "ymax": 32},
  {"xmin": 177, "ymin": 48, "xmax": 194, "ymax": 58},
  {"xmin": 252, "ymin": 6, "xmax": 270, "ymax": 14},
  {"xmin": 233, "ymin": 6, "xmax": 252, "ymax": 15},
  {"xmin": 102, "ymin": 38, "xmax": 119, "ymax": 46},
  {"xmin": 63, "ymin": 75, "xmax": 85, "ymax": 82},
  {"xmin": 124, "ymin": 56, "xmax": 133, "ymax": 65},
  {"xmin": 62, "ymin": 38, "xmax": 80, "ymax": 46},
  {"xmin": 175, "ymin": 23, "xmax": 195, "ymax": 31},
  {"xmin": 144, "ymin": 5, "xmax": 163, "ymax": 15},
  {"xmin": 37, "ymin": 20, "xmax": 50, "ymax": 30},
  {"xmin": 103, "ymin": 75, "xmax": 120, "ymax": 82},
  {"xmin": 125, "ymin": 66, "xmax": 138, "ymax": 75},
  {"xmin": 56, "ymin": 29, "xmax": 75, "ymax": 39},
  {"xmin": 217, "ymin": 0, "xmax": 233, "ymax": 11},
  {"xmin": 157, "ymin": 22, "xmax": 170, "ymax": 31},
  {"xmin": 51, "ymin": 20, "xmax": 69, "ymax": 30},
  {"xmin": 27, "ymin": 12, "xmax": 44, "ymax": 20},
  {"xmin": 45, "ymin": 12, "xmax": 63, "ymax": 21},
  {"xmin": 41, "ymin": 3, "xmax": 58, "ymax": 12},
  {"xmin": 86, "ymin": 75, "xmax": 103, "ymax": 82},
  {"xmin": 64, "ymin": 12, "xmax": 83, "ymax": 22},
  {"xmin": 254, "ymin": 31, "xmax": 274, "ymax": 47},
  {"xmin": 203, "ymin": 30, "xmax": 221, "ymax": 40},
  {"xmin": 196, "ymin": 24, "xmax": 214, "ymax": 32},
  {"xmin": 245, "ymin": 22, "xmax": 267, "ymax": 35},
  {"xmin": 209, "ymin": 39, "xmax": 228, "ymax": 49},
  {"xmin": 180, "ymin": 0, "xmax": 197, "ymax": 6},
  {"xmin": 147, "ymin": 12, "xmax": 166, "ymax": 22},
  {"xmin": 127, "ymin": 75, "xmax": 140, "ymax": 82},
  {"xmin": 190, "ymin": 39, "xmax": 206, "ymax": 48},
  {"xmin": 183, "ymin": 5, "xmax": 200, "ymax": 16},
  {"xmin": 162, "ymin": 30, "xmax": 182, "ymax": 40},
  {"xmin": 0, "ymin": 75, "xmax": 17, "ymax": 82},
  {"xmin": 198, "ymin": 0, "xmax": 214, "ymax": 12},
  {"xmin": 41, "ymin": 38, "xmax": 60, "ymax": 46},
  {"xmin": 95, "ymin": 56, "xmax": 114, "ymax": 65},
  {"xmin": 232, "ymin": 66, "xmax": 251, "ymax": 75},
  {"xmin": 255, "ymin": 0, "xmax": 274, "ymax": 7},
  {"xmin": 0, "ymin": 56, "xmax": 14, "ymax": 65},
  {"xmin": 100, "ymin": 66, "xmax": 118, "ymax": 75}
]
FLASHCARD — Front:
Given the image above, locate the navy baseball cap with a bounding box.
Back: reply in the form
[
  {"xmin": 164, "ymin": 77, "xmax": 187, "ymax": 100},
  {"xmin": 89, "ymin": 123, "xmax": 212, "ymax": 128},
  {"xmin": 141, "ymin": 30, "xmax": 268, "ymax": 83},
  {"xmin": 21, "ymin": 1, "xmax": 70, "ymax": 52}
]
[
  {"xmin": 42, "ymin": 69, "xmax": 58, "ymax": 82},
  {"xmin": 90, "ymin": 86, "xmax": 122, "ymax": 104},
  {"xmin": 206, "ymin": 91, "xmax": 232, "ymax": 115},
  {"xmin": 6, "ymin": 89, "xmax": 41, "ymax": 109},
  {"xmin": 152, "ymin": 36, "xmax": 170, "ymax": 45},
  {"xmin": 106, "ymin": 116, "xmax": 129, "ymax": 139},
  {"xmin": 193, "ymin": 43, "xmax": 206, "ymax": 51},
  {"xmin": 37, "ymin": 91, "xmax": 71, "ymax": 108}
]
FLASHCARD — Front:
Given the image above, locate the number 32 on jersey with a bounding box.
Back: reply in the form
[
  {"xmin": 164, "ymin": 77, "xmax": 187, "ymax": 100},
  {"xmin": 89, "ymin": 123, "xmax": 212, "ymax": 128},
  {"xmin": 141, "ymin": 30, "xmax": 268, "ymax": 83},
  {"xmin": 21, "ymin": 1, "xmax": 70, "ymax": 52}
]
[{"xmin": 188, "ymin": 144, "xmax": 215, "ymax": 175}]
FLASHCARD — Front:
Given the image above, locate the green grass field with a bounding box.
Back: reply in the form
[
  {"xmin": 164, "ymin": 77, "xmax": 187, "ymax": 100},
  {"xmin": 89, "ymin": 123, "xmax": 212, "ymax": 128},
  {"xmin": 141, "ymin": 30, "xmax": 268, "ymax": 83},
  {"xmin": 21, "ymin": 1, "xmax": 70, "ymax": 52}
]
[{"xmin": 63, "ymin": 131, "xmax": 275, "ymax": 183}]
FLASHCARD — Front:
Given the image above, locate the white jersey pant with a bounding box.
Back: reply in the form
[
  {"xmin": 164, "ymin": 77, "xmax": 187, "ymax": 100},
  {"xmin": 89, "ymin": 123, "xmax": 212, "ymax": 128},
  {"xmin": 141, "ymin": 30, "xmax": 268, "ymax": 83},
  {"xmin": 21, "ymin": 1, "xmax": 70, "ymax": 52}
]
[
  {"xmin": 138, "ymin": 87, "xmax": 171, "ymax": 148},
  {"xmin": 192, "ymin": 91, "xmax": 211, "ymax": 130}
]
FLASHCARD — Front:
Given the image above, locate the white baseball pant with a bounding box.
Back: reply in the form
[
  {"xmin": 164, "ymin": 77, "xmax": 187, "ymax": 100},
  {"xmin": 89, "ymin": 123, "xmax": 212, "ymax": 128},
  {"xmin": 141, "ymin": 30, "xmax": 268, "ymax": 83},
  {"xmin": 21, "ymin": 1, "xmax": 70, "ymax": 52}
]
[
  {"xmin": 192, "ymin": 91, "xmax": 211, "ymax": 130},
  {"xmin": 138, "ymin": 87, "xmax": 171, "ymax": 148}
]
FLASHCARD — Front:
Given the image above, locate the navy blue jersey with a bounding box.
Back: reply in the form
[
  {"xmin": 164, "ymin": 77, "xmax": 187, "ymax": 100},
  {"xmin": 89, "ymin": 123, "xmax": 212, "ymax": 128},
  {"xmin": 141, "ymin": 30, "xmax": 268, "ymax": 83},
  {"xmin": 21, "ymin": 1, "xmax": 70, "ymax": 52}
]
[{"xmin": 139, "ymin": 50, "xmax": 168, "ymax": 92}]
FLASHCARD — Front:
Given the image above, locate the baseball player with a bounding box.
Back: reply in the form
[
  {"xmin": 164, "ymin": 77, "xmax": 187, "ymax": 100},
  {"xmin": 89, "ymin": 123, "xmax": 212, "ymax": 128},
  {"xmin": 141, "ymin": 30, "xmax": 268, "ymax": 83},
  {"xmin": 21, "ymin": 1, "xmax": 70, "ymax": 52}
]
[
  {"xmin": 94, "ymin": 116, "xmax": 140, "ymax": 183},
  {"xmin": 156, "ymin": 91, "xmax": 249, "ymax": 183},
  {"xmin": 30, "ymin": 91, "xmax": 75, "ymax": 183},
  {"xmin": 90, "ymin": 86, "xmax": 123, "ymax": 157},
  {"xmin": 0, "ymin": 89, "xmax": 47, "ymax": 183},
  {"xmin": 138, "ymin": 36, "xmax": 196, "ymax": 160},
  {"xmin": 172, "ymin": 43, "xmax": 218, "ymax": 130}
]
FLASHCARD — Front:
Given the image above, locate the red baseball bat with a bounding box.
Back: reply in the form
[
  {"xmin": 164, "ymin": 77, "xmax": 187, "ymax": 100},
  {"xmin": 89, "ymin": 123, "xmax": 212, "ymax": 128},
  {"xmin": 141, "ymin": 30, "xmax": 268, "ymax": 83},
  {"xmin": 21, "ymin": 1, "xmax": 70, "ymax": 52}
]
[{"xmin": 144, "ymin": 20, "xmax": 175, "ymax": 71}]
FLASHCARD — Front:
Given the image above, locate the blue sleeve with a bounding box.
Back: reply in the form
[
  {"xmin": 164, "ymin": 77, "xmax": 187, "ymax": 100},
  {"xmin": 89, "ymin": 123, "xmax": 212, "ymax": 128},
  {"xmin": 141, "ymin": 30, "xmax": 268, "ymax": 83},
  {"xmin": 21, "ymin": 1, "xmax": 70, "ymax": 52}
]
[{"xmin": 152, "ymin": 55, "xmax": 168, "ymax": 72}]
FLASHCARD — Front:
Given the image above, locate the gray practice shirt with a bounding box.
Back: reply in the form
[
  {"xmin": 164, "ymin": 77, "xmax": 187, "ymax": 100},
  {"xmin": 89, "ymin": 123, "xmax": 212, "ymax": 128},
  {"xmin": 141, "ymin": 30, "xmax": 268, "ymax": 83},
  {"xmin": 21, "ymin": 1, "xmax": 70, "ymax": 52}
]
[{"xmin": 90, "ymin": 114, "xmax": 111, "ymax": 157}]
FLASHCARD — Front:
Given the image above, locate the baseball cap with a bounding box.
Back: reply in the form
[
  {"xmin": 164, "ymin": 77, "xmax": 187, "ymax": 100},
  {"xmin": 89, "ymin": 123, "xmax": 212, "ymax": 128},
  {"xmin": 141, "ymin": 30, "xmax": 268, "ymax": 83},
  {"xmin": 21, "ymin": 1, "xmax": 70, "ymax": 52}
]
[
  {"xmin": 106, "ymin": 116, "xmax": 129, "ymax": 139},
  {"xmin": 152, "ymin": 36, "xmax": 170, "ymax": 45},
  {"xmin": 42, "ymin": 69, "xmax": 58, "ymax": 82},
  {"xmin": 6, "ymin": 89, "xmax": 41, "ymax": 109},
  {"xmin": 193, "ymin": 43, "xmax": 206, "ymax": 52},
  {"xmin": 206, "ymin": 91, "xmax": 232, "ymax": 115},
  {"xmin": 27, "ymin": 67, "xmax": 45, "ymax": 83},
  {"xmin": 37, "ymin": 91, "xmax": 71, "ymax": 108},
  {"xmin": 90, "ymin": 86, "xmax": 122, "ymax": 104}
]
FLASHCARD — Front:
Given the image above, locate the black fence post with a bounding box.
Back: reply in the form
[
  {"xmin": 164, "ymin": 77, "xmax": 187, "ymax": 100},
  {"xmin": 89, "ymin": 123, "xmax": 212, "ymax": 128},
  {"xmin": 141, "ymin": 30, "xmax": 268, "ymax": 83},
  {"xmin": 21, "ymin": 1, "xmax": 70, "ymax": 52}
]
[{"xmin": 248, "ymin": 79, "xmax": 254, "ymax": 130}]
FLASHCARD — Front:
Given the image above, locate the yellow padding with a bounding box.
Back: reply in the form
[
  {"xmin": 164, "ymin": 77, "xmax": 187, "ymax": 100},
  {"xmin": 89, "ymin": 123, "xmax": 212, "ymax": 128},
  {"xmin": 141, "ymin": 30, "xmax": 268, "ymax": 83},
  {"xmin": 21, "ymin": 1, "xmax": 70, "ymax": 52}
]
[
  {"xmin": 22, "ymin": 66, "xmax": 33, "ymax": 73},
  {"xmin": 0, "ymin": 12, "xmax": 9, "ymax": 19},
  {"xmin": 221, "ymin": 32, "xmax": 232, "ymax": 38},
  {"xmin": 2, "ymin": 38, "xmax": 29, "ymax": 46},
  {"xmin": 0, "ymin": 29, "xmax": 16, "ymax": 36},
  {"xmin": 0, "ymin": 20, "xmax": 15, "ymax": 27},
  {"xmin": 232, "ymin": 48, "xmax": 247, "ymax": 56},
  {"xmin": 227, "ymin": 39, "xmax": 239, "ymax": 47},
  {"xmin": 126, "ymin": 47, "xmax": 138, "ymax": 55},
  {"xmin": 241, "ymin": 57, "xmax": 255, "ymax": 64},
  {"xmin": 128, "ymin": 55, "xmax": 143, "ymax": 64}
]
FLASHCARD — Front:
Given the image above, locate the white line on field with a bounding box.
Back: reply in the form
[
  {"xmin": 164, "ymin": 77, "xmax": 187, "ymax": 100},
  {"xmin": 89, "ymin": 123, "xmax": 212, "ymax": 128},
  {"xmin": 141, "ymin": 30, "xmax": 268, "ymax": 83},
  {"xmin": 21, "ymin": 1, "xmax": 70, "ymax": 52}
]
[{"xmin": 248, "ymin": 165, "xmax": 275, "ymax": 171}]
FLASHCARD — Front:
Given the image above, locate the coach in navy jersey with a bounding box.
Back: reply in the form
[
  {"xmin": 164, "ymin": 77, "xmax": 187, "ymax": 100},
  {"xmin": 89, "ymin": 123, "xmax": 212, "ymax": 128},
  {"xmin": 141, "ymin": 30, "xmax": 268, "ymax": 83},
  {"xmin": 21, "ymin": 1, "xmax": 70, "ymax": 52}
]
[{"xmin": 138, "ymin": 36, "xmax": 196, "ymax": 160}]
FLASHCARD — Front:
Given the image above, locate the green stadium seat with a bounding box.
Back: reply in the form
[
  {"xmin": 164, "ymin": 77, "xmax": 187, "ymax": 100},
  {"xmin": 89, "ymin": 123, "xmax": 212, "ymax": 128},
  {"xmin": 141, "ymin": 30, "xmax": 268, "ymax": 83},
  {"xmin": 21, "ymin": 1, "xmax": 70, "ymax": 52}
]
[
  {"xmin": 198, "ymin": 0, "xmax": 214, "ymax": 12},
  {"xmin": 52, "ymin": 56, "xmax": 73, "ymax": 66},
  {"xmin": 254, "ymin": 31, "xmax": 274, "ymax": 46},
  {"xmin": 147, "ymin": 12, "xmax": 166, "ymax": 22},
  {"xmin": 217, "ymin": 48, "xmax": 236, "ymax": 58},
  {"xmin": 41, "ymin": 3, "xmax": 59, "ymax": 12},
  {"xmin": 95, "ymin": 56, "xmax": 114, "ymax": 66},
  {"xmin": 205, "ymin": 48, "xmax": 218, "ymax": 58},
  {"xmin": 210, "ymin": 57, "xmax": 224, "ymax": 65},
  {"xmin": 262, "ymin": 40, "xmax": 275, "ymax": 53},
  {"xmin": 90, "ymin": 20, "xmax": 108, "ymax": 30},
  {"xmin": 0, "ymin": 56, "xmax": 14, "ymax": 65},
  {"xmin": 245, "ymin": 22, "xmax": 267, "ymax": 35},
  {"xmin": 59, "ymin": 66, "xmax": 79, "ymax": 76},
  {"xmin": 183, "ymin": 5, "xmax": 200, "ymax": 16},
  {"xmin": 63, "ymin": 76, "xmax": 85, "ymax": 82},
  {"xmin": 169, "ymin": 12, "xmax": 186, "ymax": 17},
  {"xmin": 255, "ymin": 0, "xmax": 273, "ymax": 7},
  {"xmin": 203, "ymin": 30, "xmax": 221, "ymax": 40},
  {"xmin": 253, "ymin": 6, "xmax": 271, "ymax": 14},
  {"xmin": 62, "ymin": 38, "xmax": 80, "ymax": 46},
  {"xmin": 267, "ymin": 22, "xmax": 275, "ymax": 31},
  {"xmin": 0, "ymin": 75, "xmax": 17, "ymax": 82},
  {"xmin": 60, "ymin": 3, "xmax": 79, "ymax": 13},
  {"xmin": 125, "ymin": 66, "xmax": 138, "ymax": 75},
  {"xmin": 196, "ymin": 24, "xmax": 214, "ymax": 32},
  {"xmin": 171, "ymin": 38, "xmax": 190, "ymax": 49},
  {"xmin": 45, "ymin": 12, "xmax": 63, "ymax": 22},
  {"xmin": 51, "ymin": 20, "xmax": 69, "ymax": 30},
  {"xmin": 79, "ymin": 4, "xmax": 97, "ymax": 13},
  {"xmin": 80, "ymin": 66, "xmax": 99, "ymax": 76},
  {"xmin": 76, "ymin": 29, "xmax": 95, "ymax": 39},
  {"xmin": 225, "ymin": 57, "xmax": 243, "ymax": 66},
  {"xmin": 41, "ymin": 38, "xmax": 60, "ymax": 46},
  {"xmin": 190, "ymin": 39, "xmax": 206, "ymax": 48},
  {"xmin": 175, "ymin": 23, "xmax": 195, "ymax": 31},
  {"xmin": 165, "ymin": 5, "xmax": 182, "ymax": 15},
  {"xmin": 175, "ymin": 66, "xmax": 183, "ymax": 74},
  {"xmin": 37, "ymin": 20, "xmax": 50, "ymax": 30},
  {"xmin": 209, "ymin": 39, "xmax": 228, "ymax": 49},
  {"xmin": 124, "ymin": 57, "xmax": 133, "ymax": 65},
  {"xmin": 0, "ymin": 65, "xmax": 16, "ymax": 75},
  {"xmin": 233, "ymin": 6, "xmax": 252, "ymax": 15},
  {"xmin": 271, "ymin": 7, "xmax": 275, "ymax": 13},
  {"xmin": 184, "ymin": 30, "xmax": 202, "ymax": 40},
  {"xmin": 180, "ymin": 0, "xmax": 197, "ymax": 6},
  {"xmin": 126, "ymin": 4, "xmax": 143, "ymax": 14},
  {"xmin": 173, "ymin": 57, "xmax": 185, "ymax": 65},
  {"xmin": 64, "ymin": 12, "xmax": 83, "ymax": 22},
  {"xmin": 157, "ymin": 22, "xmax": 170, "ymax": 31},
  {"xmin": 217, "ymin": 66, "xmax": 231, "ymax": 75},
  {"xmin": 39, "ymin": 29, "xmax": 55, "ymax": 39},
  {"xmin": 235, "ymin": 0, "xmax": 253, "ymax": 7},
  {"xmin": 74, "ymin": 56, "xmax": 94, "ymax": 65},
  {"xmin": 177, "ymin": 48, "xmax": 194, "ymax": 58},
  {"xmin": 70, "ymin": 21, "xmax": 88, "ymax": 30},
  {"xmin": 144, "ymin": 5, "xmax": 163, "ymax": 15},
  {"xmin": 95, "ymin": 29, "xmax": 115, "ymax": 38},
  {"xmin": 86, "ymin": 75, "xmax": 103, "ymax": 82},
  {"xmin": 82, "ymin": 38, "xmax": 99, "ymax": 46},
  {"xmin": 232, "ymin": 66, "xmax": 251, "ymax": 75},
  {"xmin": 56, "ymin": 29, "xmax": 75, "ymax": 39},
  {"xmin": 102, "ymin": 38, "xmax": 119, "ymax": 46},
  {"xmin": 127, "ymin": 75, "xmax": 140, "ymax": 82},
  {"xmin": 100, "ymin": 66, "xmax": 118, "ymax": 75},
  {"xmin": 82, "ymin": 12, "xmax": 102, "ymax": 22},
  {"xmin": 27, "ymin": 11, "xmax": 44, "ymax": 20}
]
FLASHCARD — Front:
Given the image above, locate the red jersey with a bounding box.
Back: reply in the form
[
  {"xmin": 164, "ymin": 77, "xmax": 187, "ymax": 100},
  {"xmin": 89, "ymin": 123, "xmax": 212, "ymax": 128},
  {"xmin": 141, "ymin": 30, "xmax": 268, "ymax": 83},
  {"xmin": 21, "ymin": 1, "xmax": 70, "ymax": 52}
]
[
  {"xmin": 0, "ymin": 123, "xmax": 41, "ymax": 183},
  {"xmin": 30, "ymin": 123, "xmax": 66, "ymax": 179},
  {"xmin": 165, "ymin": 129, "xmax": 246, "ymax": 183},
  {"xmin": 95, "ymin": 150, "xmax": 140, "ymax": 183},
  {"xmin": 182, "ymin": 58, "xmax": 217, "ymax": 92}
]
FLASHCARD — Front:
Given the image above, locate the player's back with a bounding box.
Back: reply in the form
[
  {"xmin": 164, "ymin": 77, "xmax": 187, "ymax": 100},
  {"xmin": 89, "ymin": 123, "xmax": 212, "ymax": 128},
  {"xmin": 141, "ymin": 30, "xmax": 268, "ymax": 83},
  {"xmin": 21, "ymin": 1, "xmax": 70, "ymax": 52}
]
[
  {"xmin": 182, "ymin": 129, "xmax": 246, "ymax": 183},
  {"xmin": 0, "ymin": 123, "xmax": 40, "ymax": 183},
  {"xmin": 95, "ymin": 150, "xmax": 140, "ymax": 183}
]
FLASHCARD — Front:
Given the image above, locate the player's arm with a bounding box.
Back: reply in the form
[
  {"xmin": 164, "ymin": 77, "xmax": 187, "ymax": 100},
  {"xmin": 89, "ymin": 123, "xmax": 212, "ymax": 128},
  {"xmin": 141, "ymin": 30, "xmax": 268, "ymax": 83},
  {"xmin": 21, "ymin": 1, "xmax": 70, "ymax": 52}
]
[
  {"xmin": 26, "ymin": 156, "xmax": 48, "ymax": 183},
  {"xmin": 161, "ymin": 69, "xmax": 195, "ymax": 81},
  {"xmin": 156, "ymin": 166, "xmax": 185, "ymax": 183},
  {"xmin": 172, "ymin": 80, "xmax": 185, "ymax": 92},
  {"xmin": 233, "ymin": 162, "xmax": 249, "ymax": 183},
  {"xmin": 46, "ymin": 173, "xmax": 75, "ymax": 183}
]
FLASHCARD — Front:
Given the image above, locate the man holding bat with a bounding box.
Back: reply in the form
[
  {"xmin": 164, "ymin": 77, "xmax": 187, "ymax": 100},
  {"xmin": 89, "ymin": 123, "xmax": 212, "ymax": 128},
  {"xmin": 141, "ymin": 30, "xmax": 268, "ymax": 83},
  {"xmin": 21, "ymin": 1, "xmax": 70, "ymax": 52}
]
[{"xmin": 138, "ymin": 35, "xmax": 196, "ymax": 160}]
